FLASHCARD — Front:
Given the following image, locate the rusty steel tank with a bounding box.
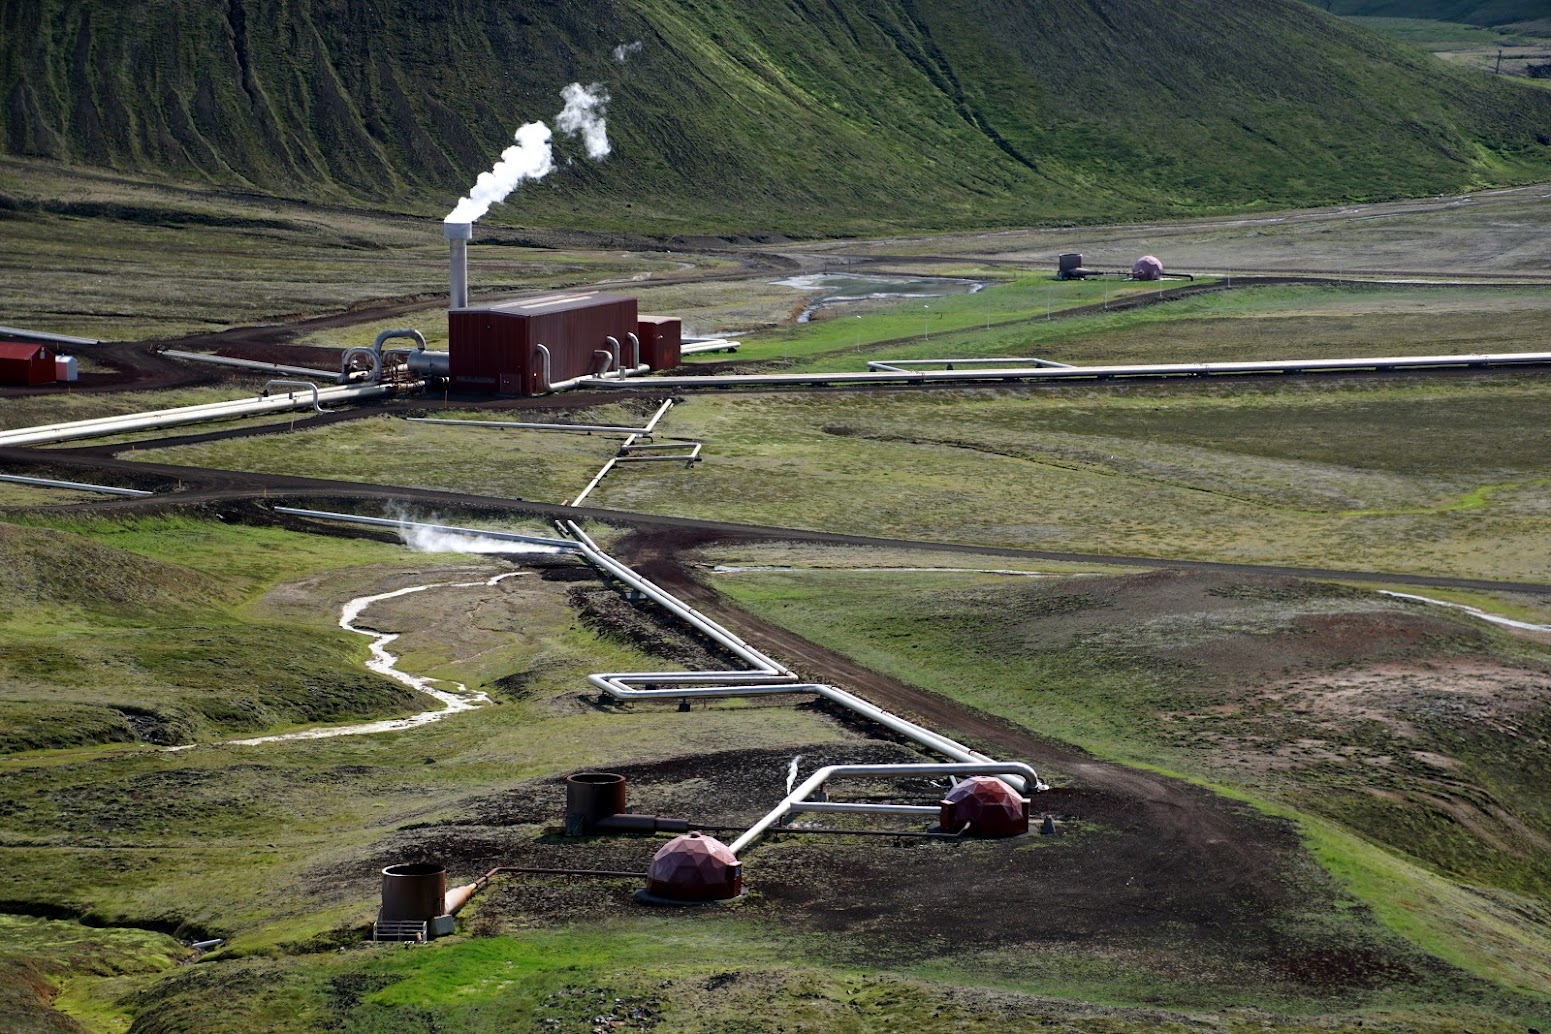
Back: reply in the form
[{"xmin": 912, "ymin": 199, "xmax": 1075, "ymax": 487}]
[
  {"xmin": 380, "ymin": 862, "xmax": 448, "ymax": 922},
  {"xmin": 939, "ymin": 776, "xmax": 1029, "ymax": 837},
  {"xmin": 640, "ymin": 832, "xmax": 742, "ymax": 903},
  {"xmin": 1057, "ymin": 252, "xmax": 1100, "ymax": 280},
  {"xmin": 565, "ymin": 772, "xmax": 691, "ymax": 835}
]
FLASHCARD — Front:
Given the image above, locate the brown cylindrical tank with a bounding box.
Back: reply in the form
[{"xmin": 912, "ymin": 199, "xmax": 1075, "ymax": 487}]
[
  {"xmin": 564, "ymin": 772, "xmax": 691, "ymax": 835},
  {"xmin": 939, "ymin": 777, "xmax": 1030, "ymax": 838},
  {"xmin": 1058, "ymin": 253, "xmax": 1084, "ymax": 273},
  {"xmin": 642, "ymin": 833, "xmax": 742, "ymax": 903},
  {"xmin": 565, "ymin": 772, "xmax": 628, "ymax": 834},
  {"xmin": 380, "ymin": 863, "xmax": 448, "ymax": 921}
]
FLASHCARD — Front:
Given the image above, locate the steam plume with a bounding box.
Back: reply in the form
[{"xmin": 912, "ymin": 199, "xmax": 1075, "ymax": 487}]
[
  {"xmin": 397, "ymin": 522, "xmax": 562, "ymax": 555},
  {"xmin": 445, "ymin": 120, "xmax": 554, "ymax": 225},
  {"xmin": 612, "ymin": 41, "xmax": 643, "ymax": 63},
  {"xmin": 444, "ymin": 82, "xmax": 612, "ymax": 225},
  {"xmin": 786, "ymin": 754, "xmax": 804, "ymax": 794},
  {"xmin": 557, "ymin": 82, "xmax": 611, "ymax": 160}
]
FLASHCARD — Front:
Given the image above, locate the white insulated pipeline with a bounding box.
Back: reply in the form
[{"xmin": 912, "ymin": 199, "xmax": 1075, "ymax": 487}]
[
  {"xmin": 729, "ymin": 762, "xmax": 1045, "ymax": 856},
  {"xmin": 270, "ymin": 508, "xmax": 1044, "ymax": 797},
  {"xmin": 0, "ymin": 381, "xmax": 401, "ymax": 448},
  {"xmin": 561, "ymin": 520, "xmax": 1041, "ymax": 793},
  {"xmin": 0, "ymin": 473, "xmax": 153, "ymax": 497},
  {"xmin": 580, "ymin": 350, "xmax": 1551, "ymax": 391},
  {"xmin": 273, "ymin": 508, "xmax": 576, "ymax": 551},
  {"xmin": 342, "ymin": 329, "xmax": 440, "ymax": 382},
  {"xmin": 159, "ymin": 349, "xmax": 357, "ymax": 383},
  {"xmin": 867, "ymin": 357, "xmax": 1074, "ymax": 372},
  {"xmin": 409, "ymin": 399, "xmax": 677, "ymax": 436}
]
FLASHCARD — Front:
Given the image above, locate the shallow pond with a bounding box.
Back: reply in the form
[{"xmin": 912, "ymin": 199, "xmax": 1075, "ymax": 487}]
[{"xmin": 774, "ymin": 272, "xmax": 985, "ymax": 322}]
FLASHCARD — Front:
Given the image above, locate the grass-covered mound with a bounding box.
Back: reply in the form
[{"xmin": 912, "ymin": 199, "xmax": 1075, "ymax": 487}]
[
  {"xmin": 4, "ymin": 0, "xmax": 1550, "ymax": 234},
  {"xmin": 0, "ymin": 518, "xmax": 423, "ymax": 752}
]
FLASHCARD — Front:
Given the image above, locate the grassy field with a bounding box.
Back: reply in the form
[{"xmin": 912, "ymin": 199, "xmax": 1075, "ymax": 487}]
[
  {"xmin": 3, "ymin": 511, "xmax": 1549, "ymax": 1032},
  {"xmin": 7, "ymin": 205, "xmax": 1551, "ymax": 1032},
  {"xmin": 568, "ymin": 374, "xmax": 1551, "ymax": 582},
  {"xmin": 709, "ymin": 281, "xmax": 1551, "ymax": 372},
  {"xmin": 99, "ymin": 283, "xmax": 1551, "ymax": 587},
  {"xmin": 785, "ymin": 184, "xmax": 1551, "ymax": 281},
  {"xmin": 136, "ymin": 411, "xmax": 623, "ymax": 501}
]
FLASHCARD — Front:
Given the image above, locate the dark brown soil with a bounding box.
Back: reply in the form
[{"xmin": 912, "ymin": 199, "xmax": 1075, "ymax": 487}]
[
  {"xmin": 567, "ymin": 584, "xmax": 742, "ymax": 672},
  {"xmin": 352, "ymin": 729, "xmax": 1442, "ymax": 992}
]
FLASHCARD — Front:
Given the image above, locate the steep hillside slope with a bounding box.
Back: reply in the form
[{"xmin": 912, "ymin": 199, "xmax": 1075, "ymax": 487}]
[{"xmin": 3, "ymin": 0, "xmax": 1550, "ymax": 233}]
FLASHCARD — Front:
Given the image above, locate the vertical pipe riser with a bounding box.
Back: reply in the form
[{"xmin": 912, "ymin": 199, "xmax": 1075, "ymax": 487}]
[{"xmin": 445, "ymin": 223, "xmax": 472, "ymax": 309}]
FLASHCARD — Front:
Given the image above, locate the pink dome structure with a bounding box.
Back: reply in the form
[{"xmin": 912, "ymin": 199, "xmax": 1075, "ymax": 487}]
[
  {"xmin": 643, "ymin": 832, "xmax": 743, "ymax": 902},
  {"xmin": 939, "ymin": 776, "xmax": 1029, "ymax": 837},
  {"xmin": 1131, "ymin": 255, "xmax": 1164, "ymax": 281}
]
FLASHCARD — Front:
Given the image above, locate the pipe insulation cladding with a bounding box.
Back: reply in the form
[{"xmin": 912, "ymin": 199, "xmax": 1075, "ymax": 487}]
[{"xmin": 446, "ymin": 222, "xmax": 472, "ymax": 310}]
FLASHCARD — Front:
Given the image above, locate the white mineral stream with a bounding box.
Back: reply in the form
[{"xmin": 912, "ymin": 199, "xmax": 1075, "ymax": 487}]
[
  {"xmin": 169, "ymin": 565, "xmax": 531, "ymax": 750},
  {"xmin": 1379, "ymin": 590, "xmax": 1551, "ymax": 633}
]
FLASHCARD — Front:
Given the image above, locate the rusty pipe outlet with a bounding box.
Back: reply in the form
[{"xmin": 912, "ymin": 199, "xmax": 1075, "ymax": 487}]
[{"xmin": 564, "ymin": 772, "xmax": 691, "ymax": 836}]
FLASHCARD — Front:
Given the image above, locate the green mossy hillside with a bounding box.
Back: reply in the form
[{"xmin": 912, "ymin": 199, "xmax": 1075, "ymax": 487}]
[
  {"xmin": 3, "ymin": 0, "xmax": 1550, "ymax": 234},
  {"xmin": 0, "ymin": 522, "xmax": 225, "ymax": 617},
  {"xmin": 1320, "ymin": 2, "xmax": 1549, "ymax": 26}
]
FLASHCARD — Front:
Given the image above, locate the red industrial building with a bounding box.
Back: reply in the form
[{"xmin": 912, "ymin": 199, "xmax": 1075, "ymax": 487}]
[
  {"xmin": 0, "ymin": 342, "xmax": 56, "ymax": 386},
  {"xmin": 448, "ymin": 292, "xmax": 683, "ymax": 396},
  {"xmin": 449, "ymin": 292, "xmax": 636, "ymax": 395}
]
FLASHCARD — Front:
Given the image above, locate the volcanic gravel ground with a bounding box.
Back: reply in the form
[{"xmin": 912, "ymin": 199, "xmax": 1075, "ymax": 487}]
[
  {"xmin": 351, "ymin": 730, "xmax": 1442, "ymax": 992},
  {"xmin": 325, "ymin": 524, "xmax": 1449, "ymax": 991},
  {"xmin": 591, "ymin": 529, "xmax": 1440, "ymax": 985}
]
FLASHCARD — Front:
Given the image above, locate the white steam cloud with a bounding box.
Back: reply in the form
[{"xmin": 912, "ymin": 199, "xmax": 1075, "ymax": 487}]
[
  {"xmin": 444, "ymin": 82, "xmax": 612, "ymax": 225},
  {"xmin": 444, "ymin": 120, "xmax": 554, "ymax": 225},
  {"xmin": 557, "ymin": 82, "xmax": 612, "ymax": 160},
  {"xmin": 397, "ymin": 522, "xmax": 562, "ymax": 555},
  {"xmin": 612, "ymin": 41, "xmax": 643, "ymax": 63}
]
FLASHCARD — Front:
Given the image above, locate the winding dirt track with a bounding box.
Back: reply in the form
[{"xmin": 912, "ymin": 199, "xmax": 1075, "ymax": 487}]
[{"xmin": 7, "ymin": 439, "xmax": 1551, "ymax": 596}]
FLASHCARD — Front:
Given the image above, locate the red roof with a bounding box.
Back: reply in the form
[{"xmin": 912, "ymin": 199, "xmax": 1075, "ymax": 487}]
[{"xmin": 0, "ymin": 342, "xmax": 49, "ymax": 361}]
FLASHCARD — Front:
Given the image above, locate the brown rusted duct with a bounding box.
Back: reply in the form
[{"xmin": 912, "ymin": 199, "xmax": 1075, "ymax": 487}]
[
  {"xmin": 443, "ymin": 865, "xmax": 649, "ymax": 915},
  {"xmin": 564, "ymin": 772, "xmax": 691, "ymax": 836}
]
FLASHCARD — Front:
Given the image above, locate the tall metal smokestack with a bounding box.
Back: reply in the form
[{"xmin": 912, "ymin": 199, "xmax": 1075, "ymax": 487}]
[{"xmin": 445, "ymin": 222, "xmax": 472, "ymax": 309}]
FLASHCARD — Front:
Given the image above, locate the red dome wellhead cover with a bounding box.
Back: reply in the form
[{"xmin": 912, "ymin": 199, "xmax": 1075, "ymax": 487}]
[
  {"xmin": 1131, "ymin": 255, "xmax": 1164, "ymax": 280},
  {"xmin": 940, "ymin": 776, "xmax": 1029, "ymax": 837},
  {"xmin": 646, "ymin": 832, "xmax": 743, "ymax": 901}
]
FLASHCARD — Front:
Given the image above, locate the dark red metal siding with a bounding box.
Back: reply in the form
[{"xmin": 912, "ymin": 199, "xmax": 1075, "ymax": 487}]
[
  {"xmin": 0, "ymin": 342, "xmax": 55, "ymax": 386},
  {"xmin": 637, "ymin": 316, "xmax": 682, "ymax": 370},
  {"xmin": 536, "ymin": 298, "xmax": 639, "ymax": 384},
  {"xmin": 449, "ymin": 296, "xmax": 639, "ymax": 395},
  {"xmin": 448, "ymin": 310, "xmax": 531, "ymax": 394}
]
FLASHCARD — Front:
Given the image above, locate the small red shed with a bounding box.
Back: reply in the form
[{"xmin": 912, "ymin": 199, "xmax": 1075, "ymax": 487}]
[
  {"xmin": 448, "ymin": 292, "xmax": 639, "ymax": 396},
  {"xmin": 0, "ymin": 342, "xmax": 56, "ymax": 386},
  {"xmin": 636, "ymin": 316, "xmax": 683, "ymax": 370}
]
